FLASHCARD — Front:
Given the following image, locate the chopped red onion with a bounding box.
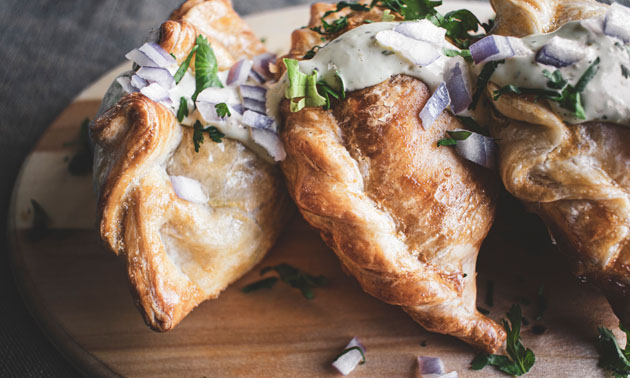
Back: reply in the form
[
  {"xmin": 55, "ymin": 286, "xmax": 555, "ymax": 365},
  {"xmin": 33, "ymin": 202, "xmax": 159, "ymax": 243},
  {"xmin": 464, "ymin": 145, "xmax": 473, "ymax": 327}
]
[
  {"xmin": 227, "ymin": 59, "xmax": 254, "ymax": 86},
  {"xmin": 251, "ymin": 128, "xmax": 286, "ymax": 162},
  {"xmin": 243, "ymin": 98, "xmax": 267, "ymax": 114},
  {"xmin": 332, "ymin": 337, "xmax": 365, "ymax": 376},
  {"xmin": 240, "ymin": 85, "xmax": 267, "ymax": 102},
  {"xmin": 417, "ymin": 356, "xmax": 445, "ymax": 375},
  {"xmin": 130, "ymin": 74, "xmax": 148, "ymax": 90},
  {"xmin": 393, "ymin": 19, "xmax": 446, "ymax": 47},
  {"xmin": 136, "ymin": 66, "xmax": 175, "ymax": 89},
  {"xmin": 419, "ymin": 82, "xmax": 450, "ymax": 129},
  {"xmin": 249, "ymin": 69, "xmax": 266, "ymax": 84},
  {"xmin": 125, "ymin": 48, "xmax": 155, "ymax": 67},
  {"xmin": 116, "ymin": 76, "xmax": 137, "ymax": 94},
  {"xmin": 535, "ymin": 36, "xmax": 585, "ymax": 67},
  {"xmin": 376, "ymin": 30, "xmax": 441, "ymax": 66},
  {"xmin": 605, "ymin": 3, "xmax": 630, "ymax": 42},
  {"xmin": 170, "ymin": 176, "xmax": 208, "ymax": 204},
  {"xmin": 252, "ymin": 53, "xmax": 277, "ymax": 80},
  {"xmin": 581, "ymin": 17, "xmax": 604, "ymax": 35},
  {"xmin": 422, "ymin": 372, "xmax": 458, "ymax": 378},
  {"xmin": 231, "ymin": 104, "xmax": 245, "ymax": 115},
  {"xmin": 196, "ymin": 87, "xmax": 236, "ymax": 104},
  {"xmin": 196, "ymin": 102, "xmax": 221, "ymax": 122},
  {"xmin": 444, "ymin": 58, "xmax": 472, "ymax": 114},
  {"xmin": 138, "ymin": 42, "xmax": 176, "ymax": 67},
  {"xmin": 242, "ymin": 110, "xmax": 274, "ymax": 130},
  {"xmin": 453, "ymin": 129, "xmax": 496, "ymax": 170},
  {"xmin": 469, "ymin": 35, "xmax": 515, "ymax": 64},
  {"xmin": 140, "ymin": 83, "xmax": 170, "ymax": 103}
]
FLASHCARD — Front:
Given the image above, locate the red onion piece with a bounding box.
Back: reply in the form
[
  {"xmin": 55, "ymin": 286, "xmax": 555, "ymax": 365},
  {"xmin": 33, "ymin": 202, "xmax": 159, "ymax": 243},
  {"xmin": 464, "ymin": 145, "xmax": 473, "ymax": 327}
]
[
  {"xmin": 196, "ymin": 87, "xmax": 237, "ymax": 104},
  {"xmin": 140, "ymin": 82, "xmax": 170, "ymax": 103},
  {"xmin": 535, "ymin": 36, "xmax": 585, "ymax": 67},
  {"xmin": 249, "ymin": 69, "xmax": 266, "ymax": 85},
  {"xmin": 376, "ymin": 30, "xmax": 441, "ymax": 66},
  {"xmin": 393, "ymin": 19, "xmax": 446, "ymax": 47},
  {"xmin": 444, "ymin": 58, "xmax": 472, "ymax": 114},
  {"xmin": 124, "ymin": 48, "xmax": 155, "ymax": 67},
  {"xmin": 422, "ymin": 372, "xmax": 458, "ymax": 378},
  {"xmin": 252, "ymin": 53, "xmax": 277, "ymax": 80},
  {"xmin": 130, "ymin": 74, "xmax": 148, "ymax": 90},
  {"xmin": 332, "ymin": 337, "xmax": 365, "ymax": 376},
  {"xmin": 243, "ymin": 98, "xmax": 267, "ymax": 114},
  {"xmin": 136, "ymin": 66, "xmax": 175, "ymax": 89},
  {"xmin": 240, "ymin": 85, "xmax": 267, "ymax": 102},
  {"xmin": 251, "ymin": 128, "xmax": 286, "ymax": 162},
  {"xmin": 469, "ymin": 35, "xmax": 515, "ymax": 64},
  {"xmin": 231, "ymin": 104, "xmax": 245, "ymax": 115},
  {"xmin": 227, "ymin": 59, "xmax": 254, "ymax": 86},
  {"xmin": 138, "ymin": 42, "xmax": 176, "ymax": 67},
  {"xmin": 417, "ymin": 356, "xmax": 445, "ymax": 375},
  {"xmin": 581, "ymin": 17, "xmax": 604, "ymax": 35},
  {"xmin": 196, "ymin": 102, "xmax": 221, "ymax": 122},
  {"xmin": 453, "ymin": 129, "xmax": 496, "ymax": 170},
  {"xmin": 419, "ymin": 82, "xmax": 450, "ymax": 129},
  {"xmin": 170, "ymin": 176, "xmax": 208, "ymax": 204},
  {"xmin": 605, "ymin": 3, "xmax": 630, "ymax": 42},
  {"xmin": 116, "ymin": 76, "xmax": 137, "ymax": 94},
  {"xmin": 242, "ymin": 110, "xmax": 275, "ymax": 130}
]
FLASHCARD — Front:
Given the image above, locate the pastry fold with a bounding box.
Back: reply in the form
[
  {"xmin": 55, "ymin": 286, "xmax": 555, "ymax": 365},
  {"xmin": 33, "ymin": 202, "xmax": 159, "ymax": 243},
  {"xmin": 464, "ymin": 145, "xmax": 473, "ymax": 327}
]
[
  {"xmin": 91, "ymin": 0, "xmax": 291, "ymax": 331},
  {"xmin": 487, "ymin": 0, "xmax": 630, "ymax": 325},
  {"xmin": 278, "ymin": 3, "xmax": 505, "ymax": 353}
]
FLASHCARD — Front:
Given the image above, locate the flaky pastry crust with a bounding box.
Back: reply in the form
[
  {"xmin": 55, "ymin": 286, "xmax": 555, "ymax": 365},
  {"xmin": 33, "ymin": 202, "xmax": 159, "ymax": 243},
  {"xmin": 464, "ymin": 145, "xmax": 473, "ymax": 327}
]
[
  {"xmin": 278, "ymin": 3, "xmax": 505, "ymax": 353},
  {"xmin": 487, "ymin": 0, "xmax": 630, "ymax": 325},
  {"xmin": 90, "ymin": 0, "xmax": 291, "ymax": 331}
]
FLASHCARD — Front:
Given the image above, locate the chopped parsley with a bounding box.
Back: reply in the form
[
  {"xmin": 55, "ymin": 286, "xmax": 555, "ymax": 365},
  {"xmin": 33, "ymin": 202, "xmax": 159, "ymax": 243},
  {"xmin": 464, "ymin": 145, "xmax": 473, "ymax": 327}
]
[
  {"xmin": 177, "ymin": 97, "xmax": 189, "ymax": 122},
  {"xmin": 311, "ymin": 17, "xmax": 350, "ymax": 36},
  {"xmin": 381, "ymin": 9, "xmax": 396, "ymax": 22},
  {"xmin": 333, "ymin": 346, "xmax": 366, "ymax": 364},
  {"xmin": 215, "ymin": 102, "xmax": 231, "ymax": 118},
  {"xmin": 623, "ymin": 64, "xmax": 630, "ymax": 79},
  {"xmin": 436, "ymin": 130, "xmax": 471, "ymax": 146},
  {"xmin": 173, "ymin": 45, "xmax": 198, "ymax": 84},
  {"xmin": 597, "ymin": 324, "xmax": 630, "ymax": 377},
  {"xmin": 471, "ymin": 304, "xmax": 536, "ymax": 376},
  {"xmin": 68, "ymin": 118, "xmax": 93, "ymax": 176},
  {"xmin": 303, "ymin": 45, "xmax": 323, "ymax": 60},
  {"xmin": 192, "ymin": 120, "xmax": 224, "ymax": 152},
  {"xmin": 443, "ymin": 48, "xmax": 473, "ymax": 62},
  {"xmin": 284, "ymin": 58, "xmax": 344, "ymax": 112},
  {"xmin": 243, "ymin": 263, "xmax": 328, "ymax": 299},
  {"xmin": 28, "ymin": 199, "xmax": 51, "ymax": 241},
  {"xmin": 470, "ymin": 60, "xmax": 504, "ymax": 110},
  {"xmin": 493, "ymin": 57, "xmax": 601, "ymax": 120},
  {"xmin": 192, "ymin": 35, "xmax": 222, "ymax": 101}
]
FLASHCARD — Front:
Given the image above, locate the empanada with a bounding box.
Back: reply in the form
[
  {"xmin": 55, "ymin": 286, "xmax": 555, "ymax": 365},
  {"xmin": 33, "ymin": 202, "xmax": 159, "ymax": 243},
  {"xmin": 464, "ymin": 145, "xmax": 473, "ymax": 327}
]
[
  {"xmin": 91, "ymin": 0, "xmax": 291, "ymax": 331},
  {"xmin": 272, "ymin": 2, "xmax": 505, "ymax": 352},
  {"xmin": 484, "ymin": 0, "xmax": 630, "ymax": 325}
]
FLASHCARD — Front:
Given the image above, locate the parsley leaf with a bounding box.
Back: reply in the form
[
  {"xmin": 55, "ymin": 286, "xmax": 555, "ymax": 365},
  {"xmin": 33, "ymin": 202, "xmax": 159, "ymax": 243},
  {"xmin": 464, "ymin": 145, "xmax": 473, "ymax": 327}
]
[
  {"xmin": 472, "ymin": 304, "xmax": 535, "ymax": 376},
  {"xmin": 436, "ymin": 130, "xmax": 471, "ymax": 147},
  {"xmin": 623, "ymin": 64, "xmax": 630, "ymax": 79},
  {"xmin": 207, "ymin": 126, "xmax": 225, "ymax": 143},
  {"xmin": 192, "ymin": 35, "xmax": 222, "ymax": 101},
  {"xmin": 173, "ymin": 45, "xmax": 198, "ymax": 84},
  {"xmin": 177, "ymin": 97, "xmax": 189, "ymax": 122},
  {"xmin": 470, "ymin": 60, "xmax": 504, "ymax": 110},
  {"xmin": 251, "ymin": 263, "xmax": 328, "ymax": 299},
  {"xmin": 597, "ymin": 324, "xmax": 630, "ymax": 377},
  {"xmin": 382, "ymin": 9, "xmax": 396, "ymax": 22},
  {"xmin": 193, "ymin": 121, "xmax": 205, "ymax": 153},
  {"xmin": 303, "ymin": 45, "xmax": 323, "ymax": 60},
  {"xmin": 441, "ymin": 9, "xmax": 482, "ymax": 49},
  {"xmin": 284, "ymin": 58, "xmax": 342, "ymax": 111},
  {"xmin": 443, "ymin": 48, "xmax": 473, "ymax": 62},
  {"xmin": 215, "ymin": 102, "xmax": 231, "ymax": 118},
  {"xmin": 322, "ymin": 1, "xmax": 370, "ymax": 18},
  {"xmin": 311, "ymin": 17, "xmax": 349, "ymax": 36}
]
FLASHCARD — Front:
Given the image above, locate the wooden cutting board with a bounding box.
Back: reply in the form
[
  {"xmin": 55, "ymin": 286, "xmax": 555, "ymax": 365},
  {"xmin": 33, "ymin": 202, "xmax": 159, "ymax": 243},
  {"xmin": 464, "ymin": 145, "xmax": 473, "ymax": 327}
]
[{"xmin": 7, "ymin": 3, "xmax": 622, "ymax": 377}]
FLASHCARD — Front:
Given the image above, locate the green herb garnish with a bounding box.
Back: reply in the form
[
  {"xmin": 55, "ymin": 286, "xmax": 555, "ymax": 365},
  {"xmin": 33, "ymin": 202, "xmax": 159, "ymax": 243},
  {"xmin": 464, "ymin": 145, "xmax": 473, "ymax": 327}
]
[
  {"xmin": 622, "ymin": 65, "xmax": 630, "ymax": 79},
  {"xmin": 68, "ymin": 118, "xmax": 93, "ymax": 176},
  {"xmin": 28, "ymin": 199, "xmax": 51, "ymax": 241},
  {"xmin": 470, "ymin": 60, "xmax": 504, "ymax": 110},
  {"xmin": 457, "ymin": 116, "xmax": 488, "ymax": 136},
  {"xmin": 382, "ymin": 9, "xmax": 396, "ymax": 22},
  {"xmin": 215, "ymin": 102, "xmax": 231, "ymax": 118},
  {"xmin": 436, "ymin": 130, "xmax": 471, "ymax": 146},
  {"xmin": 192, "ymin": 35, "xmax": 222, "ymax": 101},
  {"xmin": 471, "ymin": 304, "xmax": 536, "ymax": 376},
  {"xmin": 443, "ymin": 48, "xmax": 473, "ymax": 62},
  {"xmin": 284, "ymin": 58, "xmax": 342, "ymax": 112},
  {"xmin": 243, "ymin": 263, "xmax": 328, "ymax": 299},
  {"xmin": 311, "ymin": 17, "xmax": 350, "ymax": 36},
  {"xmin": 177, "ymin": 97, "xmax": 189, "ymax": 122},
  {"xmin": 333, "ymin": 346, "xmax": 366, "ymax": 364},
  {"xmin": 597, "ymin": 324, "xmax": 630, "ymax": 377},
  {"xmin": 192, "ymin": 120, "xmax": 224, "ymax": 152},
  {"xmin": 173, "ymin": 45, "xmax": 198, "ymax": 84},
  {"xmin": 303, "ymin": 45, "xmax": 323, "ymax": 60}
]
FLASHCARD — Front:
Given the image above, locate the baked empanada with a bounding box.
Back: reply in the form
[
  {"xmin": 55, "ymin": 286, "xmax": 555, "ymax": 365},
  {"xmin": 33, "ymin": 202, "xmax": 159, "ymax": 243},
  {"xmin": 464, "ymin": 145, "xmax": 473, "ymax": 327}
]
[
  {"xmin": 273, "ymin": 2, "xmax": 505, "ymax": 352},
  {"xmin": 485, "ymin": 0, "xmax": 630, "ymax": 325},
  {"xmin": 91, "ymin": 0, "xmax": 291, "ymax": 331}
]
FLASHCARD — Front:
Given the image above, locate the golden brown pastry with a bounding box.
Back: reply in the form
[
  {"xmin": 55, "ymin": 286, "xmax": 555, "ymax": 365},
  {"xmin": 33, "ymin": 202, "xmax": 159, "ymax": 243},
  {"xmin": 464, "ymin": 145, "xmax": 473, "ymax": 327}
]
[
  {"xmin": 91, "ymin": 0, "xmax": 291, "ymax": 331},
  {"xmin": 485, "ymin": 0, "xmax": 630, "ymax": 325},
  {"xmin": 276, "ymin": 2, "xmax": 505, "ymax": 352}
]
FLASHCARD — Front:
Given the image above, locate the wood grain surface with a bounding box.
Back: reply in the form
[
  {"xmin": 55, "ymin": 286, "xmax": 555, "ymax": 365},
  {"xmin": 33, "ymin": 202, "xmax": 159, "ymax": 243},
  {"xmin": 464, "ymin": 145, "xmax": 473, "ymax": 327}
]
[{"xmin": 6, "ymin": 3, "xmax": 625, "ymax": 378}]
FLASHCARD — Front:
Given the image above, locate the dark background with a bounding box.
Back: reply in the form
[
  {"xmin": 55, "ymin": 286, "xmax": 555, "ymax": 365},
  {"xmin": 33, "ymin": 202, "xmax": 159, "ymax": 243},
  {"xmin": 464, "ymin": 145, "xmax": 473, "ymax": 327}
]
[{"xmin": 0, "ymin": 0, "xmax": 625, "ymax": 377}]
